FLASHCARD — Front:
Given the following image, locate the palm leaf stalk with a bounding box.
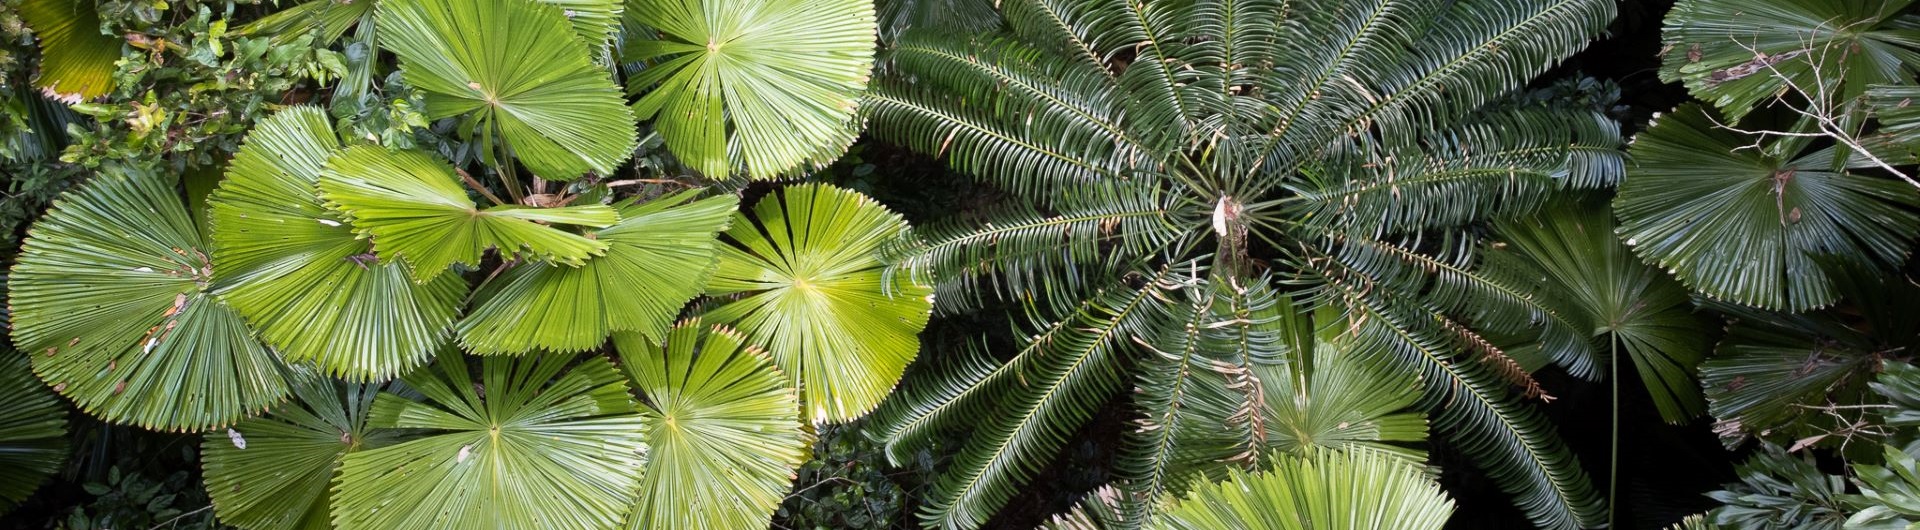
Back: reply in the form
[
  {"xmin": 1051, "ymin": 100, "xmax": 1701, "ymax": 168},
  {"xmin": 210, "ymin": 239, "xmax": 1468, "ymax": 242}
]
[{"xmin": 865, "ymin": 0, "xmax": 1624, "ymax": 527}]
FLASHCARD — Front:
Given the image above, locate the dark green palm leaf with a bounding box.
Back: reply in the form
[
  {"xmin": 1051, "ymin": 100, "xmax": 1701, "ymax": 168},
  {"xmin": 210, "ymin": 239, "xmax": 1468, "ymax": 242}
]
[
  {"xmin": 331, "ymin": 349, "xmax": 646, "ymax": 529},
  {"xmin": 1154, "ymin": 448, "xmax": 1454, "ymax": 530},
  {"xmin": 1659, "ymin": 0, "xmax": 1920, "ymax": 120},
  {"xmin": 211, "ymin": 107, "xmax": 466, "ymax": 381},
  {"xmin": 1699, "ymin": 306, "xmax": 1885, "ymax": 448},
  {"xmin": 458, "ymin": 190, "xmax": 736, "ymax": 354},
  {"xmin": 1870, "ymin": 84, "xmax": 1920, "ymax": 154},
  {"xmin": 616, "ymin": 321, "xmax": 811, "ymax": 530},
  {"xmin": 1615, "ymin": 104, "xmax": 1919, "ymax": 312},
  {"xmin": 626, "ymin": 0, "xmax": 877, "ymax": 179},
  {"xmin": 0, "ymin": 352, "xmax": 66, "ymax": 514},
  {"xmin": 318, "ymin": 145, "xmax": 620, "ymax": 282},
  {"xmin": 202, "ymin": 371, "xmax": 403, "ymax": 530},
  {"xmin": 378, "ymin": 0, "xmax": 638, "ymax": 180},
  {"xmin": 704, "ymin": 184, "xmax": 932, "ymax": 422},
  {"xmin": 17, "ymin": 0, "xmax": 120, "ymax": 102},
  {"xmin": 8, "ymin": 166, "xmax": 290, "ymax": 431}
]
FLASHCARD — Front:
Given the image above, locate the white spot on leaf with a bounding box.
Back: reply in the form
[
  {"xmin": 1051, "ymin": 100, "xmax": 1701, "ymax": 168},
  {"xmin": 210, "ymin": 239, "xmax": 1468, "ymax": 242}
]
[{"xmin": 228, "ymin": 428, "xmax": 247, "ymax": 449}]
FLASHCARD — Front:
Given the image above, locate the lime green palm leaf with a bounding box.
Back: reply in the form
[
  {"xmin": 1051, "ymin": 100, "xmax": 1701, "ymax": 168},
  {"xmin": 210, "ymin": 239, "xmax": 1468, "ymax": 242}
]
[
  {"xmin": 378, "ymin": 0, "xmax": 638, "ymax": 180},
  {"xmin": 331, "ymin": 349, "xmax": 646, "ymax": 530},
  {"xmin": 17, "ymin": 0, "xmax": 121, "ymax": 102},
  {"xmin": 318, "ymin": 145, "xmax": 619, "ymax": 282},
  {"xmin": 1492, "ymin": 197, "xmax": 1711, "ymax": 423},
  {"xmin": 0, "ymin": 352, "xmax": 66, "ymax": 514},
  {"xmin": 616, "ymin": 321, "xmax": 811, "ymax": 530},
  {"xmin": 1614, "ymin": 104, "xmax": 1919, "ymax": 312},
  {"xmin": 704, "ymin": 184, "xmax": 932, "ymax": 422},
  {"xmin": 1155, "ymin": 448, "xmax": 1455, "ymax": 530},
  {"xmin": 202, "ymin": 371, "xmax": 403, "ymax": 530},
  {"xmin": 626, "ymin": 0, "xmax": 877, "ymax": 179},
  {"xmin": 211, "ymin": 107, "xmax": 466, "ymax": 381},
  {"xmin": 8, "ymin": 166, "xmax": 290, "ymax": 432},
  {"xmin": 1659, "ymin": 0, "xmax": 1920, "ymax": 120},
  {"xmin": 458, "ymin": 191, "xmax": 736, "ymax": 354}
]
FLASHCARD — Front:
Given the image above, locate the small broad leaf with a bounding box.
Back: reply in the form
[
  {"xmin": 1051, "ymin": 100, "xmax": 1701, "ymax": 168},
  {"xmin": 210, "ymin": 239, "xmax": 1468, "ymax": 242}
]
[
  {"xmin": 211, "ymin": 106, "xmax": 466, "ymax": 381},
  {"xmin": 0, "ymin": 352, "xmax": 67, "ymax": 514},
  {"xmin": 331, "ymin": 349, "xmax": 645, "ymax": 530},
  {"xmin": 9, "ymin": 166, "xmax": 290, "ymax": 432},
  {"xmin": 705, "ymin": 184, "xmax": 932, "ymax": 422},
  {"xmin": 616, "ymin": 321, "xmax": 811, "ymax": 530},
  {"xmin": 378, "ymin": 0, "xmax": 637, "ymax": 180},
  {"xmin": 626, "ymin": 0, "xmax": 877, "ymax": 179},
  {"xmin": 458, "ymin": 191, "xmax": 736, "ymax": 354},
  {"xmin": 318, "ymin": 145, "xmax": 618, "ymax": 282}
]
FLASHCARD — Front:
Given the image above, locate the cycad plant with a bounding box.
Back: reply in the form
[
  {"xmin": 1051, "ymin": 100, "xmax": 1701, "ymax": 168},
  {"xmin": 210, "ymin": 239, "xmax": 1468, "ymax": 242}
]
[
  {"xmin": 864, "ymin": 0, "xmax": 1630, "ymax": 528},
  {"xmin": 3, "ymin": 0, "xmax": 922, "ymax": 528}
]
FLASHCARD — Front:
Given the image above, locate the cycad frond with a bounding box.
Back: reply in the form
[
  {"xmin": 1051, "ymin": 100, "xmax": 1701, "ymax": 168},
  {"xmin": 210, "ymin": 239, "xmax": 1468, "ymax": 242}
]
[
  {"xmin": 9, "ymin": 166, "xmax": 290, "ymax": 432},
  {"xmin": 211, "ymin": 107, "xmax": 466, "ymax": 381},
  {"xmin": 332, "ymin": 350, "xmax": 646, "ymax": 530},
  {"xmin": 458, "ymin": 191, "xmax": 736, "ymax": 354},
  {"xmin": 1308, "ymin": 256, "xmax": 1604, "ymax": 530},
  {"xmin": 617, "ymin": 322, "xmax": 812, "ymax": 530},
  {"xmin": 911, "ymin": 267, "xmax": 1186, "ymax": 530},
  {"xmin": 0, "ymin": 352, "xmax": 66, "ymax": 514},
  {"xmin": 317, "ymin": 145, "xmax": 620, "ymax": 282}
]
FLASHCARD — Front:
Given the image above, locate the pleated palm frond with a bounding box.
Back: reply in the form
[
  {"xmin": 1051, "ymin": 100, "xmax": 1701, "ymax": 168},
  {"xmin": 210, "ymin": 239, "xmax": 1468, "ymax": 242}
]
[
  {"xmin": 615, "ymin": 321, "xmax": 811, "ymax": 530},
  {"xmin": 869, "ymin": 265, "xmax": 1185, "ymax": 529},
  {"xmin": 331, "ymin": 349, "xmax": 646, "ymax": 530},
  {"xmin": 1615, "ymin": 104, "xmax": 1920, "ymax": 313},
  {"xmin": 1870, "ymin": 84, "xmax": 1920, "ymax": 154},
  {"xmin": 1659, "ymin": 0, "xmax": 1920, "ymax": 121},
  {"xmin": 233, "ymin": 0, "xmax": 374, "ymax": 45},
  {"xmin": 210, "ymin": 106, "xmax": 466, "ymax": 381},
  {"xmin": 867, "ymin": 0, "xmax": 1622, "ymax": 527},
  {"xmin": 201, "ymin": 371, "xmax": 404, "ymax": 530},
  {"xmin": 1154, "ymin": 448, "xmax": 1454, "ymax": 530},
  {"xmin": 625, "ymin": 0, "xmax": 877, "ymax": 179},
  {"xmin": 1491, "ymin": 197, "xmax": 1712, "ymax": 423},
  {"xmin": 377, "ymin": 0, "xmax": 637, "ymax": 180},
  {"xmin": 16, "ymin": 0, "xmax": 121, "ymax": 103},
  {"xmin": 318, "ymin": 145, "xmax": 621, "ymax": 282},
  {"xmin": 0, "ymin": 352, "xmax": 66, "ymax": 514},
  {"xmin": 704, "ymin": 184, "xmax": 932, "ymax": 423},
  {"xmin": 458, "ymin": 190, "xmax": 736, "ymax": 354},
  {"xmin": 1699, "ymin": 306, "xmax": 1889, "ymax": 449},
  {"xmin": 8, "ymin": 166, "xmax": 290, "ymax": 432}
]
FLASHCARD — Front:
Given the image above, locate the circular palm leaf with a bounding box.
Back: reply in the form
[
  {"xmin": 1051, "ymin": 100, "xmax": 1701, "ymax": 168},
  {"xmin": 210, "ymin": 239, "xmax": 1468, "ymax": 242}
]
[
  {"xmin": 704, "ymin": 184, "xmax": 932, "ymax": 422},
  {"xmin": 377, "ymin": 0, "xmax": 638, "ymax": 181},
  {"xmin": 331, "ymin": 349, "xmax": 646, "ymax": 529},
  {"xmin": 1659, "ymin": 0, "xmax": 1920, "ymax": 121},
  {"xmin": 458, "ymin": 191, "xmax": 737, "ymax": 354},
  {"xmin": 0, "ymin": 352, "xmax": 67, "ymax": 513},
  {"xmin": 8, "ymin": 166, "xmax": 290, "ymax": 431},
  {"xmin": 1156, "ymin": 448, "xmax": 1455, "ymax": 530},
  {"xmin": 1615, "ymin": 104, "xmax": 1920, "ymax": 312},
  {"xmin": 202, "ymin": 371, "xmax": 402, "ymax": 530},
  {"xmin": 16, "ymin": 0, "xmax": 120, "ymax": 102},
  {"xmin": 318, "ymin": 145, "xmax": 621, "ymax": 282},
  {"xmin": 615, "ymin": 321, "xmax": 811, "ymax": 530},
  {"xmin": 626, "ymin": 0, "xmax": 877, "ymax": 179},
  {"xmin": 210, "ymin": 106, "xmax": 466, "ymax": 381}
]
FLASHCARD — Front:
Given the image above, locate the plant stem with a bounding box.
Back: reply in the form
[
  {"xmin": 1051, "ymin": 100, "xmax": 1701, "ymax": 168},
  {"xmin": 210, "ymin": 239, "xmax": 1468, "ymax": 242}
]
[{"xmin": 1608, "ymin": 336, "xmax": 1620, "ymax": 530}]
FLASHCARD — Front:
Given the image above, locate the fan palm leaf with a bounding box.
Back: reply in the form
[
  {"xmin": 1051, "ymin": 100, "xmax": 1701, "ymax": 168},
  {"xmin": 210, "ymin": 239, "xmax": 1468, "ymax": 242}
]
[
  {"xmin": 0, "ymin": 352, "xmax": 66, "ymax": 514},
  {"xmin": 615, "ymin": 321, "xmax": 811, "ymax": 530},
  {"xmin": 1154, "ymin": 448, "xmax": 1455, "ymax": 530},
  {"xmin": 1614, "ymin": 104, "xmax": 1920, "ymax": 312},
  {"xmin": 201, "ymin": 371, "xmax": 403, "ymax": 530},
  {"xmin": 625, "ymin": 0, "xmax": 877, "ymax": 179},
  {"xmin": 331, "ymin": 349, "xmax": 646, "ymax": 530},
  {"xmin": 377, "ymin": 0, "xmax": 638, "ymax": 180},
  {"xmin": 210, "ymin": 106, "xmax": 466, "ymax": 381},
  {"xmin": 1870, "ymin": 84, "xmax": 1920, "ymax": 154},
  {"xmin": 458, "ymin": 190, "xmax": 736, "ymax": 354},
  {"xmin": 1658, "ymin": 0, "xmax": 1920, "ymax": 121},
  {"xmin": 318, "ymin": 145, "xmax": 620, "ymax": 282},
  {"xmin": 8, "ymin": 166, "xmax": 290, "ymax": 431},
  {"xmin": 16, "ymin": 0, "xmax": 120, "ymax": 102},
  {"xmin": 704, "ymin": 184, "xmax": 932, "ymax": 422}
]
